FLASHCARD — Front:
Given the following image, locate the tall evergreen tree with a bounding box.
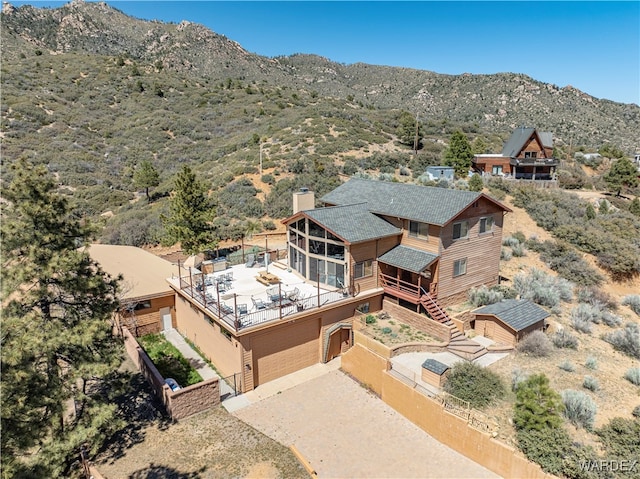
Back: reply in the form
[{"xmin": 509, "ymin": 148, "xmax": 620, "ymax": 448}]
[
  {"xmin": 396, "ymin": 111, "xmax": 423, "ymax": 150},
  {"xmin": 443, "ymin": 130, "xmax": 473, "ymax": 177},
  {"xmin": 604, "ymin": 157, "xmax": 639, "ymax": 197},
  {"xmin": 133, "ymin": 158, "xmax": 160, "ymax": 201},
  {"xmin": 161, "ymin": 165, "xmax": 218, "ymax": 255},
  {"xmin": 1, "ymin": 160, "xmax": 123, "ymax": 477}
]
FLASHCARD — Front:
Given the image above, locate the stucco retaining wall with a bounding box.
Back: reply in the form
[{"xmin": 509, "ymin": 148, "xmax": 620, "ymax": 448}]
[
  {"xmin": 341, "ymin": 344, "xmax": 554, "ymax": 479},
  {"xmin": 122, "ymin": 328, "xmax": 220, "ymax": 420}
]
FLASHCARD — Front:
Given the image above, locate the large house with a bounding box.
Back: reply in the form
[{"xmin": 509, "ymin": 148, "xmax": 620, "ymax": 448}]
[
  {"xmin": 473, "ymin": 126, "xmax": 560, "ymax": 179},
  {"xmin": 165, "ymin": 179, "xmax": 510, "ymax": 392}
]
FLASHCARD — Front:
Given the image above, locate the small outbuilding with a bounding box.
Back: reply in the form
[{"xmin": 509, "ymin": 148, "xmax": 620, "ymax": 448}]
[
  {"xmin": 425, "ymin": 166, "xmax": 455, "ymax": 182},
  {"xmin": 472, "ymin": 299, "xmax": 549, "ymax": 347},
  {"xmin": 421, "ymin": 358, "xmax": 451, "ymax": 388}
]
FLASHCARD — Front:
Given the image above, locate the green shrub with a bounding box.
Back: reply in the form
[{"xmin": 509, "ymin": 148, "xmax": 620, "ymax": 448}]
[
  {"xmin": 443, "ymin": 362, "xmax": 505, "ymax": 409},
  {"xmin": 381, "ymin": 327, "xmax": 392, "ymax": 334},
  {"xmin": 513, "ymin": 268, "xmax": 573, "ymax": 310},
  {"xmin": 502, "ymin": 236, "xmax": 521, "ymax": 248},
  {"xmin": 604, "ymin": 322, "xmax": 640, "ymax": 359},
  {"xmin": 552, "ymin": 330, "xmax": 578, "ymax": 349},
  {"xmin": 622, "ymin": 294, "xmax": 640, "ymax": 315},
  {"xmin": 562, "ymin": 389, "xmax": 597, "ymax": 430},
  {"xmin": 467, "ymin": 285, "xmax": 503, "ymax": 307},
  {"xmin": 138, "ymin": 334, "xmax": 203, "ymax": 387},
  {"xmin": 517, "ymin": 331, "xmax": 553, "ymax": 357},
  {"xmin": 585, "ymin": 356, "xmax": 598, "ymax": 370},
  {"xmin": 596, "ymin": 417, "xmax": 640, "ymax": 461},
  {"xmin": 623, "ymin": 368, "xmax": 640, "ymax": 386},
  {"xmin": 559, "ymin": 361, "xmax": 575, "ymax": 372},
  {"xmin": 577, "ymin": 286, "xmax": 617, "ymax": 310},
  {"xmin": 511, "ymin": 243, "xmax": 526, "ymax": 257},
  {"xmin": 500, "ymin": 247, "xmax": 512, "ymax": 261},
  {"xmin": 262, "ymin": 220, "xmax": 276, "ymax": 231},
  {"xmin": 511, "ymin": 367, "xmax": 529, "ymax": 392},
  {"xmin": 514, "ymin": 374, "xmax": 563, "ymax": 431},
  {"xmin": 365, "ymin": 314, "xmax": 376, "ymax": 325},
  {"xmin": 582, "ymin": 375, "xmax": 599, "ymax": 392}
]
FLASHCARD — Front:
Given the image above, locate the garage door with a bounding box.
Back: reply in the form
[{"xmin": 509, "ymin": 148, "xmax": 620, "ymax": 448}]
[{"xmin": 252, "ymin": 319, "xmax": 319, "ymax": 385}]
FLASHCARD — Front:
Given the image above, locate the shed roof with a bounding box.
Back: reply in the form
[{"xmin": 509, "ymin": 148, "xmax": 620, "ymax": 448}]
[
  {"xmin": 303, "ymin": 203, "xmax": 401, "ymax": 244},
  {"xmin": 378, "ymin": 245, "xmax": 438, "ymax": 273},
  {"xmin": 86, "ymin": 244, "xmax": 178, "ymax": 302},
  {"xmin": 321, "ymin": 178, "xmax": 498, "ymax": 226},
  {"xmin": 422, "ymin": 358, "xmax": 450, "ymax": 375},
  {"xmin": 474, "ymin": 299, "xmax": 549, "ymax": 332}
]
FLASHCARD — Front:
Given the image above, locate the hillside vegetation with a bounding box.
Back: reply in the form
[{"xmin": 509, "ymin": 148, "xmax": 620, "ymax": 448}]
[{"xmin": 2, "ymin": 1, "xmax": 639, "ymax": 247}]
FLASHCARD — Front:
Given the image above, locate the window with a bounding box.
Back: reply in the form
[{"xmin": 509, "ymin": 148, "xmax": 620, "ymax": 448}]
[
  {"xmin": 309, "ymin": 239, "xmax": 325, "ymax": 255},
  {"xmin": 133, "ymin": 300, "xmax": 152, "ymax": 311},
  {"xmin": 327, "ymin": 243, "xmax": 344, "ymax": 260},
  {"xmin": 492, "ymin": 165, "xmax": 503, "ymax": 175},
  {"xmin": 308, "ymin": 220, "xmax": 325, "ymax": 239},
  {"xmin": 479, "ymin": 216, "xmax": 494, "ymax": 234},
  {"xmin": 354, "ymin": 259, "xmax": 373, "ymax": 279},
  {"xmin": 524, "ymin": 151, "xmax": 537, "ymax": 159},
  {"xmin": 409, "ymin": 221, "xmax": 429, "ymax": 239},
  {"xmin": 453, "ymin": 258, "xmax": 467, "ymax": 277},
  {"xmin": 452, "ymin": 221, "xmax": 469, "ymax": 240},
  {"xmin": 220, "ymin": 326, "xmax": 233, "ymax": 341}
]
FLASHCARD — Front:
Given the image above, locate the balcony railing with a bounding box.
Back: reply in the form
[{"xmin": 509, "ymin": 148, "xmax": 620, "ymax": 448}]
[
  {"xmin": 177, "ymin": 276, "xmax": 351, "ymax": 332},
  {"xmin": 378, "ymin": 273, "xmax": 421, "ymax": 302}
]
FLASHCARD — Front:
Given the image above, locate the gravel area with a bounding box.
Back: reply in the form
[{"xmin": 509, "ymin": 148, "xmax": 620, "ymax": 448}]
[{"xmin": 234, "ymin": 370, "xmax": 500, "ymax": 479}]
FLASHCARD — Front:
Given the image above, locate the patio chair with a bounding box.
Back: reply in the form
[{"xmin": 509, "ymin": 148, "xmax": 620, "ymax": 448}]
[
  {"xmin": 287, "ymin": 287, "xmax": 300, "ymax": 302},
  {"xmin": 266, "ymin": 286, "xmax": 281, "ymax": 302},
  {"xmin": 237, "ymin": 303, "xmax": 248, "ymax": 316},
  {"xmin": 245, "ymin": 254, "xmax": 255, "ymax": 268},
  {"xmin": 252, "ymin": 296, "xmax": 267, "ymax": 310},
  {"xmin": 220, "ymin": 302, "xmax": 233, "ymax": 315}
]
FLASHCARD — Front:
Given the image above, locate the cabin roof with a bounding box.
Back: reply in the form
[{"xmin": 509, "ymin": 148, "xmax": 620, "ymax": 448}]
[{"xmin": 474, "ymin": 299, "xmax": 549, "ymax": 332}]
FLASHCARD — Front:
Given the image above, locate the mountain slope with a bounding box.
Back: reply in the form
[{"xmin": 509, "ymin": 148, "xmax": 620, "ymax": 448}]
[{"xmin": 2, "ymin": 1, "xmax": 639, "ymax": 151}]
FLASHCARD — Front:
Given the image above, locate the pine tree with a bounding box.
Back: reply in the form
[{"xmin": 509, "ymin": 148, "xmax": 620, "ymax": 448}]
[
  {"xmin": 133, "ymin": 159, "xmax": 160, "ymax": 201},
  {"xmin": 396, "ymin": 111, "xmax": 422, "ymax": 149},
  {"xmin": 629, "ymin": 197, "xmax": 640, "ymax": 217},
  {"xmin": 514, "ymin": 374, "xmax": 564, "ymax": 431},
  {"xmin": 468, "ymin": 173, "xmax": 484, "ymax": 192},
  {"xmin": 604, "ymin": 157, "xmax": 639, "ymax": 197},
  {"xmin": 1, "ymin": 160, "xmax": 123, "ymax": 477},
  {"xmin": 444, "ymin": 130, "xmax": 473, "ymax": 177},
  {"xmin": 161, "ymin": 165, "xmax": 218, "ymax": 255},
  {"xmin": 585, "ymin": 203, "xmax": 596, "ymax": 220}
]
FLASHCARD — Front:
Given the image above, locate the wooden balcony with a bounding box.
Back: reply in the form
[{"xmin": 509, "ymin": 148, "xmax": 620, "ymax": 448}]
[{"xmin": 379, "ymin": 273, "xmax": 421, "ymax": 303}]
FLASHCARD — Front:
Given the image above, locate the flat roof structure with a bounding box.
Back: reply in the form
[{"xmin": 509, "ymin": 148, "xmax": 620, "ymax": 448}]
[{"xmin": 86, "ymin": 244, "xmax": 179, "ymax": 302}]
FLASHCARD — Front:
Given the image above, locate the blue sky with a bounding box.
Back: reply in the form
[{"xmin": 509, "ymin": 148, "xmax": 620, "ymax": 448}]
[{"xmin": 12, "ymin": 1, "xmax": 640, "ymax": 105}]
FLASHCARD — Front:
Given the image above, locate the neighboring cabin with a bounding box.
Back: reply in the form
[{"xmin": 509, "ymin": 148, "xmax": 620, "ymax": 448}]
[
  {"xmin": 473, "ymin": 126, "xmax": 560, "ymax": 180},
  {"xmin": 424, "ymin": 166, "xmax": 455, "ymax": 182}
]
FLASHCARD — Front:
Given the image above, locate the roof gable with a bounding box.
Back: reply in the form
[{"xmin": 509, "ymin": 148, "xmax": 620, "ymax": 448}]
[
  {"xmin": 321, "ymin": 178, "xmax": 504, "ymax": 226},
  {"xmin": 502, "ymin": 127, "xmax": 553, "ymax": 157},
  {"xmin": 299, "ymin": 203, "xmax": 401, "ymax": 244}
]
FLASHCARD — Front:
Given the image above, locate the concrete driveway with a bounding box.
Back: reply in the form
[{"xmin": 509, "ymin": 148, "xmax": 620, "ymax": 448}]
[{"xmin": 232, "ymin": 369, "xmax": 499, "ymax": 479}]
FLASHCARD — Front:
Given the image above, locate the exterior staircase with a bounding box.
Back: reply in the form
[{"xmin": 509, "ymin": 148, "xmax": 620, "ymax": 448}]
[{"xmin": 420, "ymin": 293, "xmax": 487, "ymax": 361}]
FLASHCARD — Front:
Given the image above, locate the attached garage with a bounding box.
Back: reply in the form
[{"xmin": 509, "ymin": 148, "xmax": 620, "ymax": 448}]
[
  {"xmin": 473, "ymin": 299, "xmax": 549, "ymax": 347},
  {"xmin": 251, "ymin": 318, "xmax": 320, "ymax": 386}
]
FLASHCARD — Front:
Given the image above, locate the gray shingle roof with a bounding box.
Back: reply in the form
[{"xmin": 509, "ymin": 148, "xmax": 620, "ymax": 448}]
[
  {"xmin": 304, "ymin": 203, "xmax": 401, "ymax": 244},
  {"xmin": 501, "ymin": 127, "xmax": 553, "ymax": 157},
  {"xmin": 377, "ymin": 245, "xmax": 438, "ymax": 273},
  {"xmin": 321, "ymin": 178, "xmax": 483, "ymax": 226},
  {"xmin": 474, "ymin": 299, "xmax": 549, "ymax": 332},
  {"xmin": 422, "ymin": 358, "xmax": 449, "ymax": 375}
]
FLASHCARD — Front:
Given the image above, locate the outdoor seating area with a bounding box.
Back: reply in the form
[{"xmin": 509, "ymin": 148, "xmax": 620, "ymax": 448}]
[{"xmin": 171, "ymin": 262, "xmax": 351, "ymax": 331}]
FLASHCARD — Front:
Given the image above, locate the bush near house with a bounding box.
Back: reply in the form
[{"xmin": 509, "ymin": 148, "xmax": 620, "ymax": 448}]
[
  {"xmin": 138, "ymin": 334, "xmax": 203, "ymax": 387},
  {"xmin": 443, "ymin": 362, "xmax": 504, "ymax": 409}
]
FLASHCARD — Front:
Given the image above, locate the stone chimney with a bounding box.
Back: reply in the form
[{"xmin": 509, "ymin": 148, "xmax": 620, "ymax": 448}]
[{"xmin": 292, "ymin": 187, "xmax": 315, "ymax": 214}]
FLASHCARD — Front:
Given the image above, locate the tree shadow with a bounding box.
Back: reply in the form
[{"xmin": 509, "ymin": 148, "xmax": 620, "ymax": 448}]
[
  {"xmin": 129, "ymin": 463, "xmax": 206, "ymax": 479},
  {"xmin": 97, "ymin": 371, "xmax": 172, "ymax": 464}
]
